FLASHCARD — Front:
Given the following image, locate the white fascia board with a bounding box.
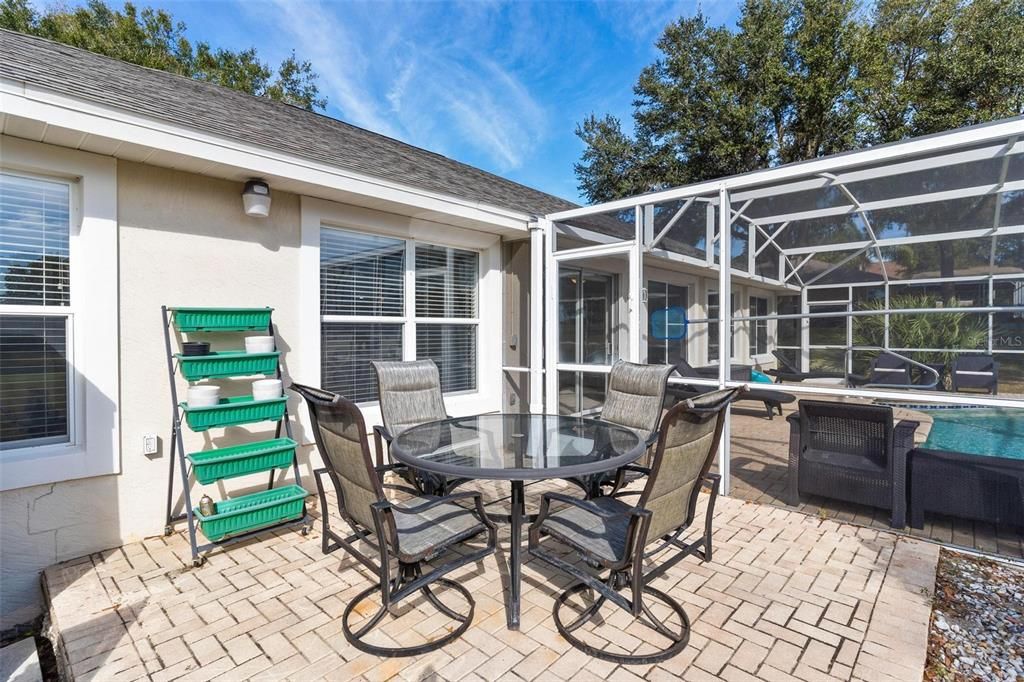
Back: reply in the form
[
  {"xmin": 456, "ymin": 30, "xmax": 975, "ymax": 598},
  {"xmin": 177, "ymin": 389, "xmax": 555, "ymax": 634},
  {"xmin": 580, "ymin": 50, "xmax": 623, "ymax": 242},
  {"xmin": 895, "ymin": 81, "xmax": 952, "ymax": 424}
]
[
  {"xmin": 0, "ymin": 79, "xmax": 533, "ymax": 233},
  {"xmin": 547, "ymin": 117, "xmax": 1024, "ymax": 221}
]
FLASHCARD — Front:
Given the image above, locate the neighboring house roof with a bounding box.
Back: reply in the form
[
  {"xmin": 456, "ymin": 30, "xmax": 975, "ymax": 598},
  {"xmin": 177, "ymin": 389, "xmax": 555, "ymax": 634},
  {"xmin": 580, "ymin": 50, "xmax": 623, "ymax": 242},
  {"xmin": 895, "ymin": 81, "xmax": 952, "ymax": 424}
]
[{"xmin": 0, "ymin": 29, "xmax": 578, "ymax": 218}]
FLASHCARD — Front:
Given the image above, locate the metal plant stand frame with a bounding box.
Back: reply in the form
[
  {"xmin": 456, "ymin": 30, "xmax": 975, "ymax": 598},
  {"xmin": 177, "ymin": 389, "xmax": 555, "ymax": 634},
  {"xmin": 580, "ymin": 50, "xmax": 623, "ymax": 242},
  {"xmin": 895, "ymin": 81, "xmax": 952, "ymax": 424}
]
[{"xmin": 161, "ymin": 306, "xmax": 310, "ymax": 566}]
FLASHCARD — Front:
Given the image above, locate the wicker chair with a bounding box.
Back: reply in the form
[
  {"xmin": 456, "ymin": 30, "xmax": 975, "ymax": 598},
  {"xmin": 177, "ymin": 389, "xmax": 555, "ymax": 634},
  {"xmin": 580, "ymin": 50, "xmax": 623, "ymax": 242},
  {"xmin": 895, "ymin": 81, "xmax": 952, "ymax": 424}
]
[
  {"xmin": 587, "ymin": 360, "xmax": 674, "ymax": 495},
  {"xmin": 528, "ymin": 387, "xmax": 740, "ymax": 664},
  {"xmin": 371, "ymin": 359, "xmax": 450, "ymax": 492},
  {"xmin": 291, "ymin": 383, "xmax": 496, "ymax": 657},
  {"xmin": 786, "ymin": 400, "xmax": 919, "ymax": 528},
  {"xmin": 849, "ymin": 354, "xmax": 912, "ymax": 387},
  {"xmin": 951, "ymin": 354, "xmax": 999, "ymax": 394}
]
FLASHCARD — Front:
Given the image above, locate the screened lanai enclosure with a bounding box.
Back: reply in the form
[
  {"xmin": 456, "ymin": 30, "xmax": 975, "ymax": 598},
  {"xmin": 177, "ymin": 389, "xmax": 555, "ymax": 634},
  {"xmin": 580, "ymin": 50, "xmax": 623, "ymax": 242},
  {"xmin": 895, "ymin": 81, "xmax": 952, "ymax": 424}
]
[{"xmin": 518, "ymin": 117, "xmax": 1024, "ymax": 553}]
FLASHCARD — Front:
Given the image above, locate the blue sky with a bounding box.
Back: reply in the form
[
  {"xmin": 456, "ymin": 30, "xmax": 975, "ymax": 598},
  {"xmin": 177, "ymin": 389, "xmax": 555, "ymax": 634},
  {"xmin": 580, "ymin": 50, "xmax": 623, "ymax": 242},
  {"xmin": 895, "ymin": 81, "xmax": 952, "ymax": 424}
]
[{"xmin": 61, "ymin": 0, "xmax": 739, "ymax": 203}]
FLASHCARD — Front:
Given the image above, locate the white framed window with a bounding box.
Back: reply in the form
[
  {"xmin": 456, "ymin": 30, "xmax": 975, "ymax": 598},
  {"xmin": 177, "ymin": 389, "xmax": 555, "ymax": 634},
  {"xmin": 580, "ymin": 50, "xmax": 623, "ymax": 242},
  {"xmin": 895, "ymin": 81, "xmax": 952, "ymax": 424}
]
[
  {"xmin": 0, "ymin": 138, "xmax": 119, "ymax": 491},
  {"xmin": 749, "ymin": 295, "xmax": 770, "ymax": 356},
  {"xmin": 319, "ymin": 226, "xmax": 479, "ymax": 403},
  {"xmin": 707, "ymin": 291, "xmax": 737, "ymax": 362}
]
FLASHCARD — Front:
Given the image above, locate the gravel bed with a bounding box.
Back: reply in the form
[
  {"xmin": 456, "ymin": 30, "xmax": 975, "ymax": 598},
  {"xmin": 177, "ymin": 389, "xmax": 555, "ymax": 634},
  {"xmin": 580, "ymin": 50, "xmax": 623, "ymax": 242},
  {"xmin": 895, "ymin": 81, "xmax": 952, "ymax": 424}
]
[{"xmin": 926, "ymin": 549, "xmax": 1024, "ymax": 681}]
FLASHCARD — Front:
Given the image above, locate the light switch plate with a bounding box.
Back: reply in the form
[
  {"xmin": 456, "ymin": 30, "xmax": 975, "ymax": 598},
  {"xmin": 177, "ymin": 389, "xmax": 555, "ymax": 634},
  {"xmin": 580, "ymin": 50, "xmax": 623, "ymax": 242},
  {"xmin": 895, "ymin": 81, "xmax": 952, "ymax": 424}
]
[{"xmin": 143, "ymin": 434, "xmax": 159, "ymax": 456}]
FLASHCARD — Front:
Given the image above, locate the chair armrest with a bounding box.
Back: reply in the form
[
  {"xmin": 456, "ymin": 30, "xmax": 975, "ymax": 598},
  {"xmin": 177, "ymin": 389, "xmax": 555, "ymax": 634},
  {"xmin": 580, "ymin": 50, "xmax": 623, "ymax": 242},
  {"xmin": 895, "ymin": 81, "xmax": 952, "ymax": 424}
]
[
  {"xmin": 702, "ymin": 472, "xmax": 721, "ymax": 492},
  {"xmin": 893, "ymin": 420, "xmax": 920, "ymax": 454},
  {"xmin": 786, "ymin": 413, "xmax": 802, "ymax": 506},
  {"xmin": 608, "ymin": 464, "xmax": 651, "ymax": 496},
  {"xmin": 389, "ymin": 491, "xmax": 480, "ymax": 515}
]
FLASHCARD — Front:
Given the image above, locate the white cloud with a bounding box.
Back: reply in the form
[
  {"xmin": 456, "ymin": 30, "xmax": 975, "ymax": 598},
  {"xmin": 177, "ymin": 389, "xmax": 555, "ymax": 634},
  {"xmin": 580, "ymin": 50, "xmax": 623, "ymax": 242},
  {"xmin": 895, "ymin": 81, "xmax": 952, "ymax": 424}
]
[{"xmin": 259, "ymin": 0, "xmax": 549, "ymax": 172}]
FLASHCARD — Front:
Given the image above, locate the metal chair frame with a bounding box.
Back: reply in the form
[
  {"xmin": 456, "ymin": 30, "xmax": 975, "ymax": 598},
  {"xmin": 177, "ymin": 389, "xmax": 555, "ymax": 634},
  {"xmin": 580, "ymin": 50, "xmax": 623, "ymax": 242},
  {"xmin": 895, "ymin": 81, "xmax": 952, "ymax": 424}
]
[{"xmin": 292, "ymin": 383, "xmax": 497, "ymax": 657}]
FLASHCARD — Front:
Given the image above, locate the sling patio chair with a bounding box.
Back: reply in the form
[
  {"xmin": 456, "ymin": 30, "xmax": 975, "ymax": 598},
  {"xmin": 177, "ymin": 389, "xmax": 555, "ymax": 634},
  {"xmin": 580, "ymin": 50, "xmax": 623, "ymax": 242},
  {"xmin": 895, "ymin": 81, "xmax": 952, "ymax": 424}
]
[
  {"xmin": 786, "ymin": 399, "xmax": 919, "ymax": 528},
  {"xmin": 528, "ymin": 387, "xmax": 740, "ymax": 664},
  {"xmin": 291, "ymin": 383, "xmax": 497, "ymax": 657},
  {"xmin": 371, "ymin": 359, "xmax": 452, "ymax": 493},
  {"xmin": 585, "ymin": 360, "xmax": 674, "ymax": 496}
]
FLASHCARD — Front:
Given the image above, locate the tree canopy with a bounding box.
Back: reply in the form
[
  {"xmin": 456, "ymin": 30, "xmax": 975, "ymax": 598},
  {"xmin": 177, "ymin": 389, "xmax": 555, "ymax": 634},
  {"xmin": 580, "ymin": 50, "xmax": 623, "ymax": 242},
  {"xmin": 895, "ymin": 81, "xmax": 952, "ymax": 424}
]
[
  {"xmin": 576, "ymin": 0, "xmax": 1024, "ymax": 203},
  {"xmin": 0, "ymin": 0, "xmax": 326, "ymax": 111}
]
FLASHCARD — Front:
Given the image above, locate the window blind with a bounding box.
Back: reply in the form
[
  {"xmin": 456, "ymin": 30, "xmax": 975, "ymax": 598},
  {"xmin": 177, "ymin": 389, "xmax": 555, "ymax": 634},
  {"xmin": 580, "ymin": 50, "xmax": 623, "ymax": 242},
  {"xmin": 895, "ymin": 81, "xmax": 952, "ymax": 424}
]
[
  {"xmin": 415, "ymin": 244, "xmax": 477, "ymax": 318},
  {"xmin": 0, "ymin": 315, "xmax": 69, "ymax": 448},
  {"xmin": 321, "ymin": 228, "xmax": 404, "ymax": 317},
  {"xmin": 417, "ymin": 324, "xmax": 476, "ymax": 393},
  {"xmin": 321, "ymin": 322, "xmax": 402, "ymax": 403},
  {"xmin": 0, "ymin": 173, "xmax": 70, "ymax": 306}
]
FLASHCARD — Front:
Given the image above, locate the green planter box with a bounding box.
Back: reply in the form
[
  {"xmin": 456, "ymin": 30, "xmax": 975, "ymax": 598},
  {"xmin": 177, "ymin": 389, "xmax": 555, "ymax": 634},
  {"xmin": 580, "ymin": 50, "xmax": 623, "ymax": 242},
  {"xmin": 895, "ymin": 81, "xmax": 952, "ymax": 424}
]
[
  {"xmin": 186, "ymin": 438, "xmax": 297, "ymax": 484},
  {"xmin": 176, "ymin": 351, "xmax": 280, "ymax": 380},
  {"xmin": 171, "ymin": 307, "xmax": 273, "ymax": 332},
  {"xmin": 179, "ymin": 396, "xmax": 287, "ymax": 432},
  {"xmin": 195, "ymin": 485, "xmax": 307, "ymax": 542}
]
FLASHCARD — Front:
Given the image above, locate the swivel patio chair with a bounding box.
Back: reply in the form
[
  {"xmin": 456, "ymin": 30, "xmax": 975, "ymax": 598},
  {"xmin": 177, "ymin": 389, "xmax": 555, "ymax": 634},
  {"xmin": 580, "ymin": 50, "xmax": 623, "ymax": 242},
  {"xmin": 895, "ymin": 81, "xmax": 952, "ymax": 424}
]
[
  {"xmin": 372, "ymin": 359, "xmax": 450, "ymax": 493},
  {"xmin": 291, "ymin": 383, "xmax": 497, "ymax": 657},
  {"xmin": 587, "ymin": 360, "xmax": 674, "ymax": 495},
  {"xmin": 786, "ymin": 400, "xmax": 919, "ymax": 528},
  {"xmin": 529, "ymin": 387, "xmax": 740, "ymax": 664},
  {"xmin": 951, "ymin": 354, "xmax": 999, "ymax": 394}
]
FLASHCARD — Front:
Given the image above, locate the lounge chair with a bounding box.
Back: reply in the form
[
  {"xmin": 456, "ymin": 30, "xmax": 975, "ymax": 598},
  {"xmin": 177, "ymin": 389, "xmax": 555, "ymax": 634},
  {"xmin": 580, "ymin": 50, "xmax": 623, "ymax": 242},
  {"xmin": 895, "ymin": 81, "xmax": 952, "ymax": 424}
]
[
  {"xmin": 848, "ymin": 353, "xmax": 912, "ymax": 387},
  {"xmin": 528, "ymin": 388, "xmax": 739, "ymax": 664},
  {"xmin": 951, "ymin": 354, "xmax": 999, "ymax": 394},
  {"xmin": 764, "ymin": 350, "xmax": 846, "ymax": 384},
  {"xmin": 669, "ymin": 359, "xmax": 794, "ymax": 419},
  {"xmin": 787, "ymin": 400, "xmax": 919, "ymax": 527},
  {"xmin": 291, "ymin": 383, "xmax": 497, "ymax": 657}
]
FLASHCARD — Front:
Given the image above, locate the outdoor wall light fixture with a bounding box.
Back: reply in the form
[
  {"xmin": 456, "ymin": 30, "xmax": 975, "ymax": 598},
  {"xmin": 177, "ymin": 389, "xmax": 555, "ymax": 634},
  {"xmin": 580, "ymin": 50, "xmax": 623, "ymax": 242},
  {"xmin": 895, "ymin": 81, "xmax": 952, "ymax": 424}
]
[{"xmin": 242, "ymin": 179, "xmax": 271, "ymax": 218}]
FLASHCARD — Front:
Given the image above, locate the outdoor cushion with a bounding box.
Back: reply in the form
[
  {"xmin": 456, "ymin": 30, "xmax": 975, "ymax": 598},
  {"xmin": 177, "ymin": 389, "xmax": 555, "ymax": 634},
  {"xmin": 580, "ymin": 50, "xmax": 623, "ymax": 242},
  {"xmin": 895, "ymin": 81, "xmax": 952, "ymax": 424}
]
[
  {"xmin": 538, "ymin": 496, "xmax": 633, "ymax": 564},
  {"xmin": 394, "ymin": 495, "xmax": 488, "ymax": 562},
  {"xmin": 802, "ymin": 448, "xmax": 887, "ymax": 473}
]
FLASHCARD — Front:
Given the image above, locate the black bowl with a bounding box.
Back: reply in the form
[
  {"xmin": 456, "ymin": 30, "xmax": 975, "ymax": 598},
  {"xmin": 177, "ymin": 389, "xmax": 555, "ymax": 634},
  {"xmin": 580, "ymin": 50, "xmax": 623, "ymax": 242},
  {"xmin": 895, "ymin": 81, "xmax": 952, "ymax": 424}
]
[{"xmin": 182, "ymin": 341, "xmax": 211, "ymax": 356}]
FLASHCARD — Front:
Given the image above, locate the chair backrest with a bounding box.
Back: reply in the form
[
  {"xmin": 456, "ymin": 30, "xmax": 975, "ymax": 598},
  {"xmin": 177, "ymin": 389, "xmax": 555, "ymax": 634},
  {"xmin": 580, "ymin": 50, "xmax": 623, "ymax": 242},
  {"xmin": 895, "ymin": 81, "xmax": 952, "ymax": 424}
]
[
  {"xmin": 797, "ymin": 400, "xmax": 893, "ymax": 468},
  {"xmin": 601, "ymin": 360, "xmax": 674, "ymax": 435},
  {"xmin": 372, "ymin": 359, "xmax": 447, "ymax": 437},
  {"xmin": 868, "ymin": 354, "xmax": 910, "ymax": 385},
  {"xmin": 953, "ymin": 354, "xmax": 997, "ymax": 391},
  {"xmin": 290, "ymin": 383, "xmax": 388, "ymax": 537},
  {"xmin": 639, "ymin": 387, "xmax": 740, "ymax": 543},
  {"xmin": 673, "ymin": 359, "xmax": 701, "ymax": 378}
]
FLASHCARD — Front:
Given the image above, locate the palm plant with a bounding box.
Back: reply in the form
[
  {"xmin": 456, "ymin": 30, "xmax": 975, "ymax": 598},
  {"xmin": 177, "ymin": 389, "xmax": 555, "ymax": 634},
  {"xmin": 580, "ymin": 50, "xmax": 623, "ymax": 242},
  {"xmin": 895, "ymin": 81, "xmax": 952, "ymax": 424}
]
[{"xmin": 853, "ymin": 294, "xmax": 989, "ymax": 387}]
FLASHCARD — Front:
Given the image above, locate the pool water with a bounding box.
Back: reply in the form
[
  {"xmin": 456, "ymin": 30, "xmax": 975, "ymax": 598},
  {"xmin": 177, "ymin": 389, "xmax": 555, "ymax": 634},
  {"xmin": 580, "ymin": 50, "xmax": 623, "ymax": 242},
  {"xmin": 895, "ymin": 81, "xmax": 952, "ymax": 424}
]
[{"xmin": 922, "ymin": 408, "xmax": 1024, "ymax": 459}]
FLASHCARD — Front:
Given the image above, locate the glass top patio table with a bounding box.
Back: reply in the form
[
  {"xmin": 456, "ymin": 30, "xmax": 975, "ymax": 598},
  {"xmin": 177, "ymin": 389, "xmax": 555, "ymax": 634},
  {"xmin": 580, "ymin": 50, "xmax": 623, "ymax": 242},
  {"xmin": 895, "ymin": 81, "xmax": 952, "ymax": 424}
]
[
  {"xmin": 389, "ymin": 413, "xmax": 647, "ymax": 632},
  {"xmin": 389, "ymin": 413, "xmax": 646, "ymax": 481}
]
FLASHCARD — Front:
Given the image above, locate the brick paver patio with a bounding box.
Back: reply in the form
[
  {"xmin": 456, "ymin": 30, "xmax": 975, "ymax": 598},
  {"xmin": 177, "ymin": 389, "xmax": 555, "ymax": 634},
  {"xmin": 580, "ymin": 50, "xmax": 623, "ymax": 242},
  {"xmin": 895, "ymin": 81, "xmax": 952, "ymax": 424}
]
[{"xmin": 43, "ymin": 477, "xmax": 940, "ymax": 681}]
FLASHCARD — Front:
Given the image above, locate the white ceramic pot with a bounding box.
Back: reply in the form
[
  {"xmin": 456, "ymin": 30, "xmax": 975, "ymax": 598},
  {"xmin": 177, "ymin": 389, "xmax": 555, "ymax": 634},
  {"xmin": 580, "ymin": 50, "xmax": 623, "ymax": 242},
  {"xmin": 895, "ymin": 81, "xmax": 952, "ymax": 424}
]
[
  {"xmin": 245, "ymin": 336, "xmax": 276, "ymax": 354},
  {"xmin": 252, "ymin": 379, "xmax": 283, "ymax": 401},
  {"xmin": 187, "ymin": 385, "xmax": 221, "ymax": 408}
]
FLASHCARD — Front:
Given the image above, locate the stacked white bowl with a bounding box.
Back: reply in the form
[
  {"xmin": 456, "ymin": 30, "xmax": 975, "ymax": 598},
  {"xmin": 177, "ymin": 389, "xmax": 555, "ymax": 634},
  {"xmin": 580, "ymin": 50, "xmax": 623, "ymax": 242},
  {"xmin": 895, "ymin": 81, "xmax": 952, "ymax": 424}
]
[
  {"xmin": 187, "ymin": 385, "xmax": 221, "ymax": 407},
  {"xmin": 252, "ymin": 379, "xmax": 283, "ymax": 401},
  {"xmin": 244, "ymin": 336, "xmax": 275, "ymax": 353}
]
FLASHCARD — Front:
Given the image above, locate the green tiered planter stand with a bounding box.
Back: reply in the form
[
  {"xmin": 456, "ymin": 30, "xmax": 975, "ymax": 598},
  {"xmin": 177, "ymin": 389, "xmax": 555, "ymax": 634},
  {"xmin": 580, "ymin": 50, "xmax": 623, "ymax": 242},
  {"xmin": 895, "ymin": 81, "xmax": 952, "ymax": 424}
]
[{"xmin": 162, "ymin": 305, "xmax": 309, "ymax": 568}]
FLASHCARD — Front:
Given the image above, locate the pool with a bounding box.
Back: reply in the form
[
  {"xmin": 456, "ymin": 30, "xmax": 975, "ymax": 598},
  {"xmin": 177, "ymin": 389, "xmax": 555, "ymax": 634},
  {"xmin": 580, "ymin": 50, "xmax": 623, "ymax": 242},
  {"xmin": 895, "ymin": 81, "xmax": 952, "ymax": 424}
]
[{"xmin": 921, "ymin": 408, "xmax": 1024, "ymax": 459}]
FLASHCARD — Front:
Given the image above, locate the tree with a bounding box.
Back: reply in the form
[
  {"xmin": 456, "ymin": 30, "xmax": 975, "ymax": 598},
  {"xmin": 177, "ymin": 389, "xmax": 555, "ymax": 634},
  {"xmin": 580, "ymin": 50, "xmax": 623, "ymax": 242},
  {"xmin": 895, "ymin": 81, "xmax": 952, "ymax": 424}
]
[
  {"xmin": 0, "ymin": 0, "xmax": 326, "ymax": 111},
  {"xmin": 577, "ymin": 0, "xmax": 1024, "ymax": 203}
]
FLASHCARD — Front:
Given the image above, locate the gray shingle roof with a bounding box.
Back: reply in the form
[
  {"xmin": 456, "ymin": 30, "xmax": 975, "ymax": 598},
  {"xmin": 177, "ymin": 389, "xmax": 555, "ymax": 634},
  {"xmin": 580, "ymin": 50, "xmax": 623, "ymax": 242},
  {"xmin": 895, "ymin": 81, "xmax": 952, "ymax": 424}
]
[{"xmin": 0, "ymin": 29, "xmax": 577, "ymax": 217}]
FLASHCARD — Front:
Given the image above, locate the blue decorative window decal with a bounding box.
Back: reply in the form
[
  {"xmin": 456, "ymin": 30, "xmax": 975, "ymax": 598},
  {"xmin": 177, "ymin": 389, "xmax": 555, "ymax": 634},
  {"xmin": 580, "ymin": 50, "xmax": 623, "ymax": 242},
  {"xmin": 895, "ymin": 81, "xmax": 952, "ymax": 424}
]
[{"xmin": 650, "ymin": 306, "xmax": 687, "ymax": 340}]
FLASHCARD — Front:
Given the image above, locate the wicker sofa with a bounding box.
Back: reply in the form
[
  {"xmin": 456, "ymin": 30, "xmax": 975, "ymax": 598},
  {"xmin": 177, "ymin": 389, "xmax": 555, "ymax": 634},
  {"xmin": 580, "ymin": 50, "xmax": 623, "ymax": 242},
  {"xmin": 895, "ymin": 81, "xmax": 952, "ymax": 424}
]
[
  {"xmin": 908, "ymin": 448, "xmax": 1024, "ymax": 529},
  {"xmin": 787, "ymin": 400, "xmax": 919, "ymax": 528}
]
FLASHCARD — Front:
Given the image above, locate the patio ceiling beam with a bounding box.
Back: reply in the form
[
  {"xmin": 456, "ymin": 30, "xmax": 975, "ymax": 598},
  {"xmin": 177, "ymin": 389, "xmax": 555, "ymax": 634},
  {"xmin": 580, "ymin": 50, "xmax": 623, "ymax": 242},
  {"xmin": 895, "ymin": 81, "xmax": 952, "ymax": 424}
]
[
  {"xmin": 741, "ymin": 177, "xmax": 1024, "ymax": 227},
  {"xmin": 825, "ymin": 173, "xmax": 888, "ymax": 282},
  {"xmin": 781, "ymin": 223, "xmax": 1024, "ymax": 256},
  {"xmin": 728, "ymin": 137, "xmax": 1024, "ymax": 204},
  {"xmin": 552, "ymin": 240, "xmax": 636, "ymax": 262},
  {"xmin": 785, "ymin": 253, "xmax": 816, "ymax": 282},
  {"xmin": 754, "ymin": 220, "xmax": 790, "ymax": 256},
  {"xmin": 545, "ymin": 118, "xmax": 1024, "ymax": 222},
  {"xmin": 649, "ymin": 197, "xmax": 694, "ymax": 248}
]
